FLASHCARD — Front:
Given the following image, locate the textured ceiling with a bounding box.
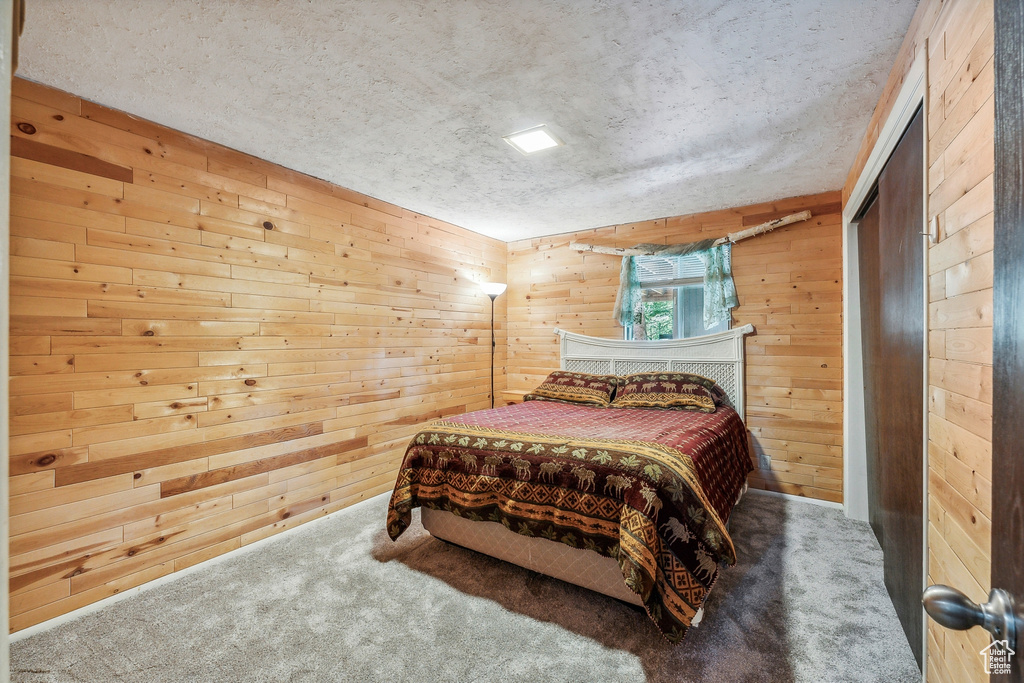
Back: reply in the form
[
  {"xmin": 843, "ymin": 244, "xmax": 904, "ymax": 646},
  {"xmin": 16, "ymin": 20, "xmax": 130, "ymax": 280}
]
[{"xmin": 19, "ymin": 1, "xmax": 917, "ymax": 241}]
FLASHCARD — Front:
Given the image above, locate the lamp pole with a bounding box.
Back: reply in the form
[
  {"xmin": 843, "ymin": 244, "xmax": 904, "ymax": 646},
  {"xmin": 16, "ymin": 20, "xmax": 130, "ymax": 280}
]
[
  {"xmin": 480, "ymin": 282, "xmax": 506, "ymax": 410},
  {"xmin": 488, "ymin": 292, "xmax": 497, "ymax": 409}
]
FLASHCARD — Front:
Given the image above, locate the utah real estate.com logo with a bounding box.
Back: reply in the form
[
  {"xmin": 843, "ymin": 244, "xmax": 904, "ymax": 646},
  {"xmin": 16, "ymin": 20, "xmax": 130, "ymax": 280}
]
[{"xmin": 980, "ymin": 639, "xmax": 1015, "ymax": 675}]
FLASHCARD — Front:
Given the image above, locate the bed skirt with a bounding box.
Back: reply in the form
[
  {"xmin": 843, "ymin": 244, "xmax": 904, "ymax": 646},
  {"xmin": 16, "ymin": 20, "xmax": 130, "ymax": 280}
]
[
  {"xmin": 421, "ymin": 507, "xmax": 645, "ymax": 606},
  {"xmin": 420, "ymin": 481, "xmax": 749, "ymax": 615}
]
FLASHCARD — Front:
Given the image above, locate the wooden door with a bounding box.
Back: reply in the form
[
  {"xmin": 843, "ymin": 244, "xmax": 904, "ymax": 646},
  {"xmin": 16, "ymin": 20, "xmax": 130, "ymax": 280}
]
[
  {"xmin": 858, "ymin": 197, "xmax": 884, "ymax": 547},
  {"xmin": 858, "ymin": 107, "xmax": 925, "ymax": 667},
  {"xmin": 992, "ymin": 2, "xmax": 1024, "ymax": 680},
  {"xmin": 877, "ymin": 106, "xmax": 925, "ymax": 668}
]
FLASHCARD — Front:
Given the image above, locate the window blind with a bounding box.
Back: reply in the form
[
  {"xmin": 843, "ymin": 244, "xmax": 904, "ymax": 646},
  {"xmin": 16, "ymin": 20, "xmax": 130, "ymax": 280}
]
[{"xmin": 634, "ymin": 254, "xmax": 704, "ymax": 287}]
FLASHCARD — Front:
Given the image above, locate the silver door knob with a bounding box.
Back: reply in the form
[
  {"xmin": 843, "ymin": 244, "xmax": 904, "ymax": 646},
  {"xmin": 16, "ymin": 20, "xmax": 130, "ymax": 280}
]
[{"xmin": 923, "ymin": 585, "xmax": 1019, "ymax": 649}]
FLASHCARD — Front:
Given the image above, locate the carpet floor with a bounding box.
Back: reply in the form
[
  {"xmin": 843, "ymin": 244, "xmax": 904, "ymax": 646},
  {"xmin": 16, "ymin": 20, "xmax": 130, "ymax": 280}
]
[{"xmin": 11, "ymin": 491, "xmax": 919, "ymax": 682}]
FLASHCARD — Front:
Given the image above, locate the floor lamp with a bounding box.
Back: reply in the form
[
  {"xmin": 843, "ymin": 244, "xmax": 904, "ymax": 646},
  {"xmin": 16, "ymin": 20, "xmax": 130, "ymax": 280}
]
[{"xmin": 481, "ymin": 282, "xmax": 507, "ymax": 409}]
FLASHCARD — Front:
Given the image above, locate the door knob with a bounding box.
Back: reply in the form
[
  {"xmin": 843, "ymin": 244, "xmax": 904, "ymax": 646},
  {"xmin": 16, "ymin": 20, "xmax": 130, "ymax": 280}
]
[{"xmin": 923, "ymin": 585, "xmax": 1020, "ymax": 649}]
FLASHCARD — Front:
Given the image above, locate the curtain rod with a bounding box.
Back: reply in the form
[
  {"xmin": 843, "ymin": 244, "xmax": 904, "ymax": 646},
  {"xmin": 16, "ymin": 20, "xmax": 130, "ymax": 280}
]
[{"xmin": 569, "ymin": 210, "xmax": 813, "ymax": 256}]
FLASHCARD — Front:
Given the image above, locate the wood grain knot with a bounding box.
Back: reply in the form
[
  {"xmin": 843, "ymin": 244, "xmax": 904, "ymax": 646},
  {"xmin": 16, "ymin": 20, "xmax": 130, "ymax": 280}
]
[
  {"xmin": 16, "ymin": 122, "xmax": 35, "ymax": 135},
  {"xmin": 143, "ymin": 330, "xmax": 155, "ymax": 336},
  {"xmin": 244, "ymin": 379, "xmax": 257, "ymax": 386},
  {"xmin": 53, "ymin": 114, "xmax": 64, "ymax": 121},
  {"xmin": 263, "ymin": 221, "xmax": 274, "ymax": 230},
  {"xmin": 37, "ymin": 454, "xmax": 56, "ymax": 467}
]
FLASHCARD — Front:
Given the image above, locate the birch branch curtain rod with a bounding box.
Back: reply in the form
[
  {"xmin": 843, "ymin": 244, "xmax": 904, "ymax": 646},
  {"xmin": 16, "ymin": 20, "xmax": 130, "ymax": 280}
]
[{"xmin": 569, "ymin": 210, "xmax": 812, "ymax": 256}]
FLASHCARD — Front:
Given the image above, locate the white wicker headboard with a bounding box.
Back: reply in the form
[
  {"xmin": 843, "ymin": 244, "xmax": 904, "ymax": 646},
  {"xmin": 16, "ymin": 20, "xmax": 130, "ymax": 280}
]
[{"xmin": 553, "ymin": 324, "xmax": 756, "ymax": 421}]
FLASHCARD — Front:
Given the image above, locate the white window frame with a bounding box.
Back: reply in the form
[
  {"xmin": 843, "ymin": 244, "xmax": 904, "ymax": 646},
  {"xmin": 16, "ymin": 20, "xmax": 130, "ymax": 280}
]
[{"xmin": 627, "ymin": 253, "xmax": 730, "ymax": 340}]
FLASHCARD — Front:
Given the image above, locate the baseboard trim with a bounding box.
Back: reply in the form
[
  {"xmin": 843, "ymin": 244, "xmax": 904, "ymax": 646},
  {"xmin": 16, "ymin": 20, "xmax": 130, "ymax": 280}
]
[
  {"xmin": 745, "ymin": 486, "xmax": 844, "ymax": 510},
  {"xmin": 10, "ymin": 491, "xmax": 391, "ymax": 644}
]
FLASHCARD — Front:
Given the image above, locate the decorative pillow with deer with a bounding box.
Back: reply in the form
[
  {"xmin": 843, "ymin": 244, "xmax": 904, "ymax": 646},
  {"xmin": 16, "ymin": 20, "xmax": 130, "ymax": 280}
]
[
  {"xmin": 524, "ymin": 371, "xmax": 620, "ymax": 407},
  {"xmin": 610, "ymin": 372, "xmax": 721, "ymax": 412}
]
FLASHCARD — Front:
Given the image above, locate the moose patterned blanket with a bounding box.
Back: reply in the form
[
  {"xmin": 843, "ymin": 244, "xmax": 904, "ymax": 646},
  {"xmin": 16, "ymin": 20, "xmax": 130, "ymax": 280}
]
[{"xmin": 386, "ymin": 400, "xmax": 752, "ymax": 642}]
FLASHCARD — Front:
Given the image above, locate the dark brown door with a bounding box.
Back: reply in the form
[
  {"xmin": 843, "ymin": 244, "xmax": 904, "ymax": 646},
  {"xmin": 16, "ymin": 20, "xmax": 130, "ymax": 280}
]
[
  {"xmin": 858, "ymin": 107, "xmax": 925, "ymax": 667},
  {"xmin": 858, "ymin": 197, "xmax": 885, "ymax": 548},
  {"xmin": 992, "ymin": 2, "xmax": 1024, "ymax": 680},
  {"xmin": 878, "ymin": 106, "xmax": 925, "ymax": 668}
]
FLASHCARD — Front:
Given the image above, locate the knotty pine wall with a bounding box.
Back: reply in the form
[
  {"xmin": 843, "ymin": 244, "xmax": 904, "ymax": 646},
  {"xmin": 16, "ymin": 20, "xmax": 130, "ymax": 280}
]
[
  {"xmin": 7, "ymin": 77, "xmax": 506, "ymax": 631},
  {"xmin": 845, "ymin": 1, "xmax": 994, "ymax": 680},
  {"xmin": 505, "ymin": 192, "xmax": 843, "ymax": 504}
]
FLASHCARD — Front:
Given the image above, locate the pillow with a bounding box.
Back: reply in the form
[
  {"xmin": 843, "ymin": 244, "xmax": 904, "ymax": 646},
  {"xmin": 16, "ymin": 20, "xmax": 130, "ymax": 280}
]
[
  {"xmin": 610, "ymin": 372, "xmax": 721, "ymax": 412},
  {"xmin": 524, "ymin": 371, "xmax": 619, "ymax": 407}
]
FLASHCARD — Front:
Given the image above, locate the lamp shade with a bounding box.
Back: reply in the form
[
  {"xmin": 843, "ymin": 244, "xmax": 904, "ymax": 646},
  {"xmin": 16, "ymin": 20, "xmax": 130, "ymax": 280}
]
[{"xmin": 481, "ymin": 282, "xmax": 507, "ymax": 298}]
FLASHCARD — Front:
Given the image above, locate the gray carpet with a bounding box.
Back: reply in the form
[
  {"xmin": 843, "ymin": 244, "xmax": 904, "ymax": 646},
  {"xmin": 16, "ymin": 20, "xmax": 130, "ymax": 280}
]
[{"xmin": 11, "ymin": 492, "xmax": 919, "ymax": 682}]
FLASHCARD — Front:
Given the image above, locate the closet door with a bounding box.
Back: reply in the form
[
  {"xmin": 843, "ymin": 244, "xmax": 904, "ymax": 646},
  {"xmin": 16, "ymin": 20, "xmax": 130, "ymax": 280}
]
[
  {"xmin": 858, "ymin": 197, "xmax": 884, "ymax": 548},
  {"xmin": 859, "ymin": 107, "xmax": 924, "ymax": 667}
]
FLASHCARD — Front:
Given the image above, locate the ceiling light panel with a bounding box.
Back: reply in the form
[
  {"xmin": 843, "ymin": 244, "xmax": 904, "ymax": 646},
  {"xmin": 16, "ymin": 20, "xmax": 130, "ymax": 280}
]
[{"xmin": 503, "ymin": 126, "xmax": 562, "ymax": 155}]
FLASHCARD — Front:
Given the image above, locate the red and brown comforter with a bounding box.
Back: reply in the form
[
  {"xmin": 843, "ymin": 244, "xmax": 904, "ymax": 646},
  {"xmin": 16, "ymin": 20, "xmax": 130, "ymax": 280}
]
[{"xmin": 386, "ymin": 399, "xmax": 752, "ymax": 642}]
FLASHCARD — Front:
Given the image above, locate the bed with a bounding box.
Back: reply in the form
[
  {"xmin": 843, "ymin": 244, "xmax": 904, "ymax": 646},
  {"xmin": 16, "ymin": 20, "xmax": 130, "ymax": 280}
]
[{"xmin": 386, "ymin": 324, "xmax": 755, "ymax": 642}]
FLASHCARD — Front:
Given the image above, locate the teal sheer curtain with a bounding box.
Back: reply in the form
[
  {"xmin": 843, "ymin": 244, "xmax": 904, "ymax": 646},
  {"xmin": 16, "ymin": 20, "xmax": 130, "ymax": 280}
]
[
  {"xmin": 614, "ymin": 255, "xmax": 641, "ymax": 327},
  {"xmin": 698, "ymin": 243, "xmax": 738, "ymax": 329}
]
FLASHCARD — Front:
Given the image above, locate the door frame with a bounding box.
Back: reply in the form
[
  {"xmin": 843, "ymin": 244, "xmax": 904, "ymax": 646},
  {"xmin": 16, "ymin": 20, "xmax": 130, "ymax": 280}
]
[
  {"xmin": 1, "ymin": 0, "xmax": 12, "ymax": 680},
  {"xmin": 841, "ymin": 49, "xmax": 928, "ymax": 672}
]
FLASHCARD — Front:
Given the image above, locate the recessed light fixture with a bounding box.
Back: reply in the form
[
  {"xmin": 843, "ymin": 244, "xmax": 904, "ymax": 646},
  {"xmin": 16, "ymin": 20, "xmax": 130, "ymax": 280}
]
[{"xmin": 503, "ymin": 125, "xmax": 563, "ymax": 155}]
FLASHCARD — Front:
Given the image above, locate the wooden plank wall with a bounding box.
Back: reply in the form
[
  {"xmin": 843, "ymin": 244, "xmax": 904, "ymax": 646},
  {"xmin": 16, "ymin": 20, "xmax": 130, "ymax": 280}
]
[
  {"xmin": 6, "ymin": 78, "xmax": 506, "ymax": 631},
  {"xmin": 505, "ymin": 192, "xmax": 844, "ymax": 504},
  {"xmin": 845, "ymin": 1, "xmax": 995, "ymax": 680},
  {"xmin": 925, "ymin": 2, "xmax": 994, "ymax": 680}
]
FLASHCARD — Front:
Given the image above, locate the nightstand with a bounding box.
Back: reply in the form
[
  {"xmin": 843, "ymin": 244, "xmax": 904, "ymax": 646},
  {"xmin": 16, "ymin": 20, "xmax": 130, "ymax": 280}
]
[{"xmin": 499, "ymin": 390, "xmax": 529, "ymax": 406}]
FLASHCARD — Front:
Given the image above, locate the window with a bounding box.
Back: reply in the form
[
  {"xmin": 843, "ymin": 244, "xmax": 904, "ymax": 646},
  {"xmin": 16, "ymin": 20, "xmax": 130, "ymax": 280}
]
[{"xmin": 627, "ymin": 253, "xmax": 730, "ymax": 340}]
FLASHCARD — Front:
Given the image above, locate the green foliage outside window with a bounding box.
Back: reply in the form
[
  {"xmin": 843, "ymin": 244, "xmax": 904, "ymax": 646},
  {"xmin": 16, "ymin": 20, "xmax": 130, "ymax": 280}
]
[{"xmin": 642, "ymin": 300, "xmax": 673, "ymax": 339}]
